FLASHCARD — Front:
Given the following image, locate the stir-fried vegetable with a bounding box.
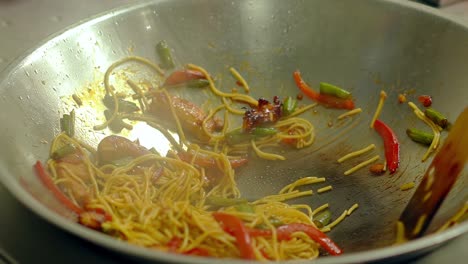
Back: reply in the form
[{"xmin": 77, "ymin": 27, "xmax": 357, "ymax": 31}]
[
  {"xmin": 406, "ymin": 128, "xmax": 434, "ymax": 146},
  {"xmin": 213, "ymin": 212, "xmax": 255, "ymax": 259},
  {"xmin": 185, "ymin": 79, "xmax": 210, "ymax": 88},
  {"xmin": 156, "ymin": 40, "xmax": 175, "ymax": 70},
  {"xmin": 34, "ymin": 161, "xmax": 83, "ymax": 215},
  {"xmin": 243, "ymin": 97, "xmax": 282, "ymax": 131},
  {"xmin": 313, "ymin": 210, "xmax": 332, "ymax": 228},
  {"xmin": 319, "ymin": 82, "xmax": 351, "ymax": 99},
  {"xmin": 225, "ymin": 127, "xmax": 279, "ymax": 145},
  {"xmin": 60, "ymin": 110, "xmax": 75, "ymax": 137},
  {"xmin": 78, "ymin": 208, "xmax": 112, "ymax": 230},
  {"xmin": 235, "ymin": 203, "xmax": 255, "ymax": 213},
  {"xmin": 369, "ymin": 163, "xmax": 386, "ymax": 175},
  {"xmin": 282, "ymin": 96, "xmax": 297, "ymax": 116},
  {"xmin": 373, "ymin": 119, "xmax": 400, "ymax": 174},
  {"xmin": 424, "ymin": 108, "xmax": 448, "ymax": 129},
  {"xmin": 248, "ymin": 223, "xmax": 343, "ymax": 256},
  {"xmin": 293, "ymin": 71, "xmax": 355, "ymax": 110},
  {"xmin": 51, "ymin": 144, "xmax": 76, "ymax": 160}
]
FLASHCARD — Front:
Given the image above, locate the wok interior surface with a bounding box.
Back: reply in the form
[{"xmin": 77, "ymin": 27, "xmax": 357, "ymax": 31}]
[{"xmin": 0, "ymin": 0, "xmax": 467, "ymax": 262}]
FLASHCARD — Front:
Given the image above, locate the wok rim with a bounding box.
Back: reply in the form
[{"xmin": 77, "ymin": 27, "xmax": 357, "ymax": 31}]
[{"xmin": 0, "ymin": 0, "xmax": 467, "ymax": 263}]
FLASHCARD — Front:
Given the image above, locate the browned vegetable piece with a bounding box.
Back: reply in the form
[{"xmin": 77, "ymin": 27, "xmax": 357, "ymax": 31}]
[
  {"xmin": 369, "ymin": 163, "xmax": 386, "ymax": 175},
  {"xmin": 242, "ymin": 97, "xmax": 282, "ymax": 132},
  {"xmin": 398, "ymin": 94, "xmax": 406, "ymax": 104}
]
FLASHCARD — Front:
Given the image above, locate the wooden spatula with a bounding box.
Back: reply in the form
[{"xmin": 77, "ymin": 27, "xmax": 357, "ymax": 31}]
[{"xmin": 399, "ymin": 107, "xmax": 468, "ymax": 239}]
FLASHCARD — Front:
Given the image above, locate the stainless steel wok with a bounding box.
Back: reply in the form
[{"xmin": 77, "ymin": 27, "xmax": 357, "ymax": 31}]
[{"xmin": 0, "ymin": 0, "xmax": 467, "ymax": 263}]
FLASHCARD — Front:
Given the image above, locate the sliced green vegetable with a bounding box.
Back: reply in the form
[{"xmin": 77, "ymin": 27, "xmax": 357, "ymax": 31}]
[
  {"xmin": 52, "ymin": 144, "xmax": 76, "ymax": 160},
  {"xmin": 406, "ymin": 128, "xmax": 434, "ymax": 146},
  {"xmin": 156, "ymin": 40, "xmax": 175, "ymax": 70},
  {"xmin": 103, "ymin": 94, "xmax": 139, "ymax": 113},
  {"xmin": 235, "ymin": 203, "xmax": 255, "ymax": 214},
  {"xmin": 186, "ymin": 79, "xmax": 210, "ymax": 88},
  {"xmin": 251, "ymin": 127, "xmax": 278, "ymax": 137},
  {"xmin": 319, "ymin": 82, "xmax": 351, "ymax": 99},
  {"xmin": 424, "ymin": 108, "xmax": 448, "ymax": 128},
  {"xmin": 255, "ymin": 217, "xmax": 284, "ymax": 229},
  {"xmin": 226, "ymin": 127, "xmax": 278, "ymax": 145},
  {"xmin": 60, "ymin": 109, "xmax": 75, "ymax": 137},
  {"xmin": 206, "ymin": 196, "xmax": 248, "ymax": 207},
  {"xmin": 282, "ymin": 96, "xmax": 297, "ymax": 116},
  {"xmin": 268, "ymin": 216, "xmax": 284, "ymax": 227},
  {"xmin": 313, "ymin": 209, "xmax": 332, "ymax": 228}
]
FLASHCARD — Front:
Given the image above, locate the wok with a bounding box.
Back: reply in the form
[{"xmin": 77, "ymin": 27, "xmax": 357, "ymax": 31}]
[{"xmin": 0, "ymin": 0, "xmax": 467, "ymax": 263}]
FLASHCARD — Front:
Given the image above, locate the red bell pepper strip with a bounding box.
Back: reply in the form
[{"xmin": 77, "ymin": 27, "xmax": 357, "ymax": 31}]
[
  {"xmin": 247, "ymin": 223, "xmax": 343, "ymax": 256},
  {"xmin": 293, "ymin": 70, "xmax": 355, "ymax": 110},
  {"xmin": 166, "ymin": 237, "xmax": 210, "ymax": 256},
  {"xmin": 167, "ymin": 237, "xmax": 182, "ymax": 252},
  {"xmin": 34, "ymin": 161, "xmax": 83, "ymax": 215},
  {"xmin": 213, "ymin": 212, "xmax": 255, "ymax": 259},
  {"xmin": 177, "ymin": 151, "xmax": 248, "ymax": 169},
  {"xmin": 164, "ymin": 70, "xmax": 206, "ymax": 86},
  {"xmin": 373, "ymin": 119, "xmax": 400, "ymax": 174},
  {"xmin": 184, "ymin": 248, "xmax": 210, "ymax": 257},
  {"xmin": 78, "ymin": 208, "xmax": 112, "ymax": 230}
]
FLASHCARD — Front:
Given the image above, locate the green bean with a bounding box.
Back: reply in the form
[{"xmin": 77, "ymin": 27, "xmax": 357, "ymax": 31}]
[
  {"xmin": 319, "ymin": 82, "xmax": 351, "ymax": 99},
  {"xmin": 268, "ymin": 216, "xmax": 284, "ymax": 227},
  {"xmin": 51, "ymin": 144, "xmax": 76, "ymax": 160},
  {"xmin": 103, "ymin": 94, "xmax": 139, "ymax": 113},
  {"xmin": 206, "ymin": 196, "xmax": 248, "ymax": 207},
  {"xmin": 186, "ymin": 79, "xmax": 210, "ymax": 88},
  {"xmin": 406, "ymin": 128, "xmax": 434, "ymax": 146},
  {"xmin": 282, "ymin": 96, "xmax": 297, "ymax": 116},
  {"xmin": 60, "ymin": 110, "xmax": 75, "ymax": 137},
  {"xmin": 156, "ymin": 40, "xmax": 175, "ymax": 70},
  {"xmin": 252, "ymin": 127, "xmax": 278, "ymax": 137},
  {"xmin": 424, "ymin": 108, "xmax": 448, "ymax": 128},
  {"xmin": 235, "ymin": 203, "xmax": 255, "ymax": 213},
  {"xmin": 313, "ymin": 209, "xmax": 332, "ymax": 228}
]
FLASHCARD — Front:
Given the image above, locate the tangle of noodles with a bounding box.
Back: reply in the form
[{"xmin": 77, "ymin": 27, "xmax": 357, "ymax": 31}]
[{"xmin": 43, "ymin": 57, "xmax": 351, "ymax": 261}]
